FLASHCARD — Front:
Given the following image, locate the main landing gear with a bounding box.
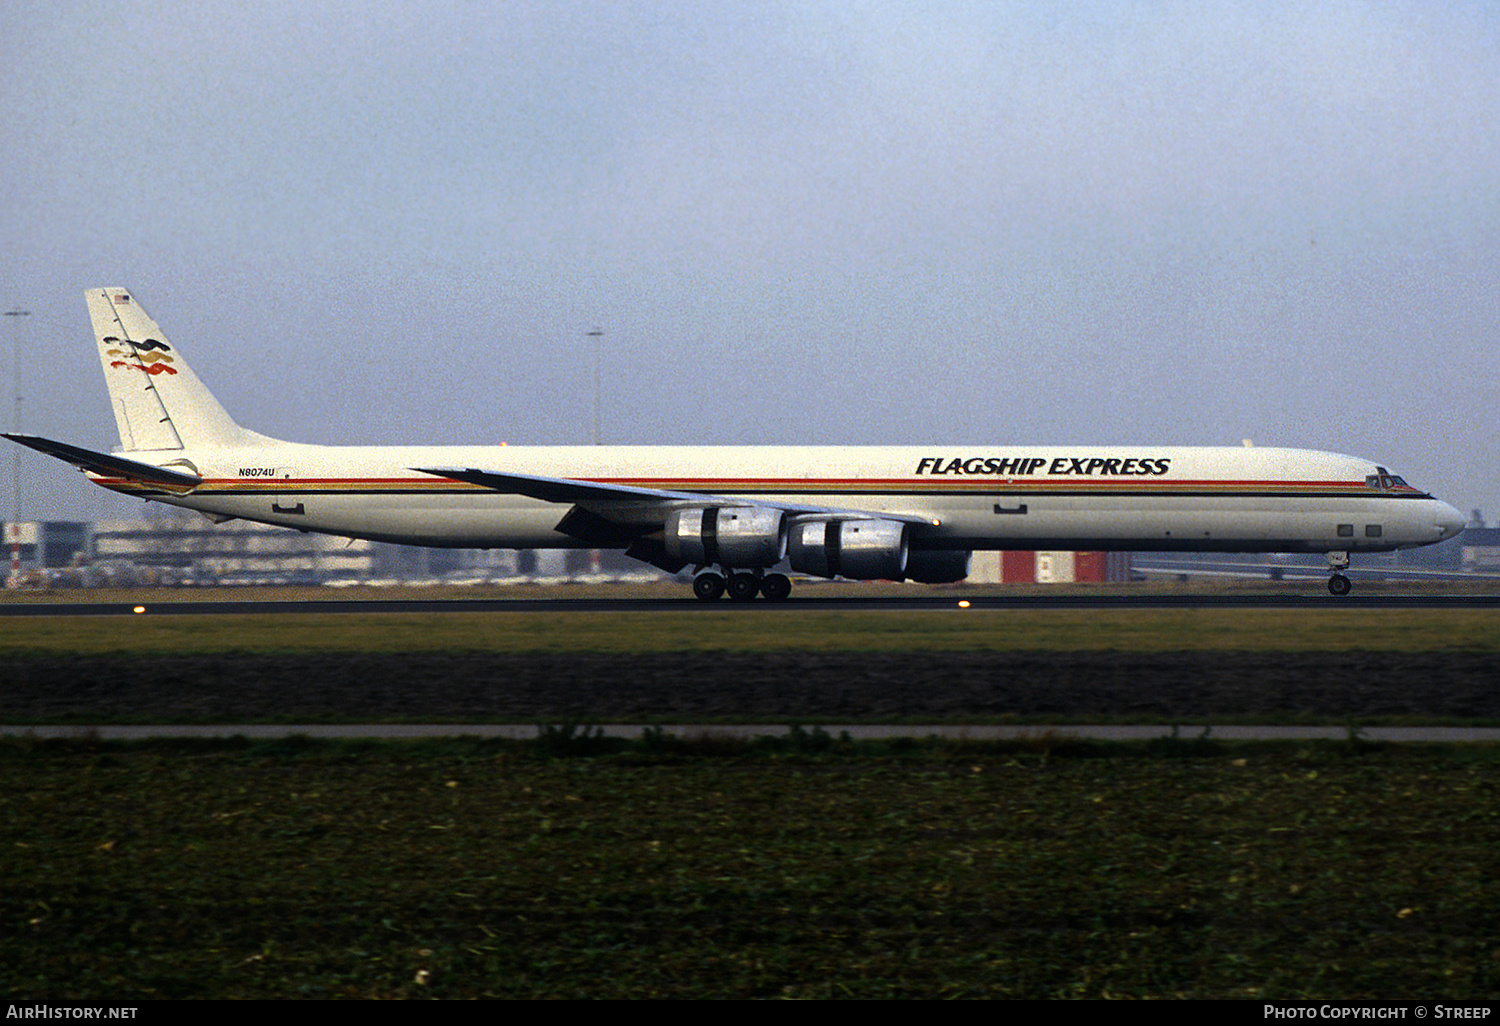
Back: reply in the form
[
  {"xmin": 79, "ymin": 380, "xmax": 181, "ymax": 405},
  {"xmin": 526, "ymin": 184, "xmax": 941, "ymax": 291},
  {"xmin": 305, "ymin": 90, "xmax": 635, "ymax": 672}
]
[
  {"xmin": 1326, "ymin": 551, "xmax": 1352, "ymax": 597},
  {"xmin": 692, "ymin": 570, "xmax": 793, "ymax": 602}
]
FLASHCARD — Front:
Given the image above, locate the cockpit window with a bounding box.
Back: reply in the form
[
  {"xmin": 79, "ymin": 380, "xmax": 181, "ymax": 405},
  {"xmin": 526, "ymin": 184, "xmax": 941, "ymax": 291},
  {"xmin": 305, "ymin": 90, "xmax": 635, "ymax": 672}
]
[{"xmin": 1365, "ymin": 472, "xmax": 1412, "ymax": 490}]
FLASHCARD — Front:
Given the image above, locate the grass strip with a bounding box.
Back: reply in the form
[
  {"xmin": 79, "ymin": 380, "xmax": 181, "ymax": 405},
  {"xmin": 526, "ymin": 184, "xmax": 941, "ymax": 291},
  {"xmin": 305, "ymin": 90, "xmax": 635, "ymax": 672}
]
[
  {"xmin": 3, "ymin": 733, "xmax": 1499, "ymax": 999},
  {"xmin": 2, "ymin": 608, "xmax": 1498, "ymax": 657}
]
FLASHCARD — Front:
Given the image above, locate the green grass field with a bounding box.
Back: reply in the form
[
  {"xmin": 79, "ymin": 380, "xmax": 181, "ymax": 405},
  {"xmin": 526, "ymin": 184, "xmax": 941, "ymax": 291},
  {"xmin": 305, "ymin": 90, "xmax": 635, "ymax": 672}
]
[
  {"xmin": 3, "ymin": 606, "xmax": 1498, "ymax": 657},
  {"xmin": 5, "ymin": 585, "xmax": 1497, "ymax": 998},
  {"xmin": 3, "ymin": 734, "xmax": 1498, "ymax": 999}
]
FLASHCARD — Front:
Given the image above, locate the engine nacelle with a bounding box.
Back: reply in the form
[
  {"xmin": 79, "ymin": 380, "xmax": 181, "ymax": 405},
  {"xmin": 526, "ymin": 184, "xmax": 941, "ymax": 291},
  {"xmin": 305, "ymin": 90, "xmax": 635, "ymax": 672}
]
[
  {"xmin": 664, "ymin": 507, "xmax": 787, "ymax": 569},
  {"xmin": 903, "ymin": 549, "xmax": 972, "ymax": 584},
  {"xmin": 787, "ymin": 518, "xmax": 908, "ymax": 580}
]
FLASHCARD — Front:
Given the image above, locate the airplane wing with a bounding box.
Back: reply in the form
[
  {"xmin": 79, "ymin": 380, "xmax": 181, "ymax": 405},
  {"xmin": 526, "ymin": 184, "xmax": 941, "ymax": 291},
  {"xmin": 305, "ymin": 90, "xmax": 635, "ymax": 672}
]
[
  {"xmin": 414, "ymin": 465, "xmax": 940, "ymax": 574},
  {"xmin": 4, "ymin": 433, "xmax": 202, "ymax": 491},
  {"xmin": 412, "ymin": 466, "xmax": 941, "ymax": 528},
  {"xmin": 415, "ymin": 466, "xmax": 712, "ymax": 507}
]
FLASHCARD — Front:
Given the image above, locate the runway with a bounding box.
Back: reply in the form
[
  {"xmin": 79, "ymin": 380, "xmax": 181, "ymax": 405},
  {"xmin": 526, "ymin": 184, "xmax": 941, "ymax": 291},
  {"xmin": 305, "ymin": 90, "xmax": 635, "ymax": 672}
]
[
  {"xmin": 3, "ymin": 591, "xmax": 1499, "ymax": 616},
  {"xmin": 9, "ymin": 722, "xmax": 1500, "ymax": 743}
]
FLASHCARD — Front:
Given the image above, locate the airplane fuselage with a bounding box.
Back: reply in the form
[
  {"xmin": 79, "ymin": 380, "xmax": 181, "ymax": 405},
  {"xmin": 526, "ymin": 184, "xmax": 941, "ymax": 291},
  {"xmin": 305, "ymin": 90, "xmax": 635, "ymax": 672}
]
[{"xmin": 90, "ymin": 442, "xmax": 1460, "ymax": 555}]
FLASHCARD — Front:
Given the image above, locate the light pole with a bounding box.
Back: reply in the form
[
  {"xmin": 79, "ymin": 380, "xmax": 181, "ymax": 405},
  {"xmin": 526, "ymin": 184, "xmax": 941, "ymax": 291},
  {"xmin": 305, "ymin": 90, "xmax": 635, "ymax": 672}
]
[
  {"xmin": 4, "ymin": 308, "xmax": 29, "ymax": 580},
  {"xmin": 586, "ymin": 327, "xmax": 604, "ymax": 445}
]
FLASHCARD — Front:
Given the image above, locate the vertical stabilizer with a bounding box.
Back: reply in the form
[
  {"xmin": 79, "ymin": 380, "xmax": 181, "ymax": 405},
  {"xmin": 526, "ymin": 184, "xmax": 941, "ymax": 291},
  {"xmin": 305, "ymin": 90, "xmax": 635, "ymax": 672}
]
[{"xmin": 87, "ymin": 287, "xmax": 261, "ymax": 451}]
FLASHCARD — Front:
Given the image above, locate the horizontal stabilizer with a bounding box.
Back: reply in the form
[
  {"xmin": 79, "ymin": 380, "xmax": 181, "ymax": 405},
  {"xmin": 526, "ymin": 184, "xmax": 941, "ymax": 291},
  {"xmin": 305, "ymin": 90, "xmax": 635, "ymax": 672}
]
[{"xmin": 3, "ymin": 433, "xmax": 201, "ymax": 490}]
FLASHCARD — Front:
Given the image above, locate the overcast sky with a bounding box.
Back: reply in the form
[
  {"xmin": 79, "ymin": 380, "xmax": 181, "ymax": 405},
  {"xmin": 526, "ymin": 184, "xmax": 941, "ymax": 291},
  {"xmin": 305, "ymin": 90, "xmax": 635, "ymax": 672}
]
[{"xmin": 3, "ymin": 0, "xmax": 1498, "ymax": 524}]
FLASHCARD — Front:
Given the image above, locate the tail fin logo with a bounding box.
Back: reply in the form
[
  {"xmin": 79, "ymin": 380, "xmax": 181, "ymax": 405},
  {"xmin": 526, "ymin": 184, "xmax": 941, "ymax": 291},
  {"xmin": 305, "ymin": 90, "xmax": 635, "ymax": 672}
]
[{"xmin": 102, "ymin": 335, "xmax": 178, "ymax": 376}]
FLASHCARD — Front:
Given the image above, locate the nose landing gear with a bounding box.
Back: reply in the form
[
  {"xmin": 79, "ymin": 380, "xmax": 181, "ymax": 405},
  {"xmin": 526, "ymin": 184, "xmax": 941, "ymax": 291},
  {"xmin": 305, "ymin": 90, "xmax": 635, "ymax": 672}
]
[{"xmin": 1326, "ymin": 551, "xmax": 1352, "ymax": 596}]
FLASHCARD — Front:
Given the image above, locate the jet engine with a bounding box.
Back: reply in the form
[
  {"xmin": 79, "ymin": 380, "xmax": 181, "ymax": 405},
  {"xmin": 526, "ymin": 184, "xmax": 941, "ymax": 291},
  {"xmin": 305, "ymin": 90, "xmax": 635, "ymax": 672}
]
[
  {"xmin": 903, "ymin": 549, "xmax": 972, "ymax": 584},
  {"xmin": 664, "ymin": 507, "xmax": 787, "ymax": 568},
  {"xmin": 787, "ymin": 518, "xmax": 908, "ymax": 580}
]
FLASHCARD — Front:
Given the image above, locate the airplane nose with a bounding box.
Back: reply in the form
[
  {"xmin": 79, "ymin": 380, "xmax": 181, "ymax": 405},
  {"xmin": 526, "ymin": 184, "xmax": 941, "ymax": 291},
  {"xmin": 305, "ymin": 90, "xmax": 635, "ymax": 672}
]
[{"xmin": 1434, "ymin": 501, "xmax": 1466, "ymax": 541}]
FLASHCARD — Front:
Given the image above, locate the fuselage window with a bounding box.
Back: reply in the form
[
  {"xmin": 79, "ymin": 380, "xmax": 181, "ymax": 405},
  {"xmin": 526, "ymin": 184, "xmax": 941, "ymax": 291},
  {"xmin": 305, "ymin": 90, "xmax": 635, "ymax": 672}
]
[
  {"xmin": 1337, "ymin": 524, "xmax": 1355, "ymax": 537},
  {"xmin": 1365, "ymin": 524, "xmax": 1383, "ymax": 538}
]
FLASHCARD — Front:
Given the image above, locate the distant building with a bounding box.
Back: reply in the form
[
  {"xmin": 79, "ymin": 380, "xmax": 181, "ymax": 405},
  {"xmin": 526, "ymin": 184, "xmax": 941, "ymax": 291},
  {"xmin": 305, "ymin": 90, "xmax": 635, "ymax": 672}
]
[
  {"xmin": 72, "ymin": 509, "xmax": 645, "ymax": 586},
  {"xmin": 2, "ymin": 521, "xmax": 90, "ymax": 570},
  {"xmin": 967, "ymin": 550, "xmax": 1132, "ymax": 584},
  {"xmin": 91, "ymin": 514, "xmax": 380, "ymax": 584},
  {"xmin": 1462, "ymin": 527, "xmax": 1500, "ymax": 572}
]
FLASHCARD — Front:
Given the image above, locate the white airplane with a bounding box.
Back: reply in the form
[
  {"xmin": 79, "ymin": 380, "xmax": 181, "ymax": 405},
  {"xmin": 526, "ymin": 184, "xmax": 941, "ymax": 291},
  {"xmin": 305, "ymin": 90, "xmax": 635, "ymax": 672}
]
[{"xmin": 5, "ymin": 287, "xmax": 1466, "ymax": 599}]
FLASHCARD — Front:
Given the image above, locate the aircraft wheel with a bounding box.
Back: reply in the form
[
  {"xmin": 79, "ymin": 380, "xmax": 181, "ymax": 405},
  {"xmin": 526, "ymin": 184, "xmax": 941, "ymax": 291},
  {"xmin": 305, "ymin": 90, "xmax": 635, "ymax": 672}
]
[
  {"xmin": 693, "ymin": 572, "xmax": 726, "ymax": 602},
  {"xmin": 1328, "ymin": 573, "xmax": 1351, "ymax": 597},
  {"xmin": 760, "ymin": 573, "xmax": 792, "ymax": 602},
  {"xmin": 727, "ymin": 572, "xmax": 761, "ymax": 602}
]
